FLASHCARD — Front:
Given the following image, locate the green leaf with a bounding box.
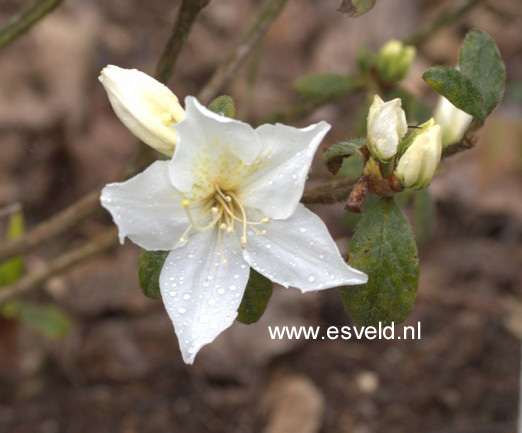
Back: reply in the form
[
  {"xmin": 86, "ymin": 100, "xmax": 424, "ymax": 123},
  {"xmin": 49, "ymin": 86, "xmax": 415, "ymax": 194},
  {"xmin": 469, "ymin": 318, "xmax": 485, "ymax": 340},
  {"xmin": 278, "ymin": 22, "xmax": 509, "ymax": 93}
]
[
  {"xmin": 138, "ymin": 250, "xmax": 169, "ymax": 300},
  {"xmin": 422, "ymin": 66, "xmax": 485, "ymax": 122},
  {"xmin": 338, "ymin": 0, "xmax": 377, "ymax": 17},
  {"xmin": 340, "ymin": 197, "xmax": 419, "ymax": 326},
  {"xmin": 293, "ymin": 74, "xmax": 354, "ymax": 100},
  {"xmin": 3, "ymin": 301, "xmax": 71, "ymax": 338},
  {"xmin": 208, "ymin": 95, "xmax": 236, "ymax": 118},
  {"xmin": 459, "ymin": 28, "xmax": 505, "ymax": 116},
  {"xmin": 0, "ymin": 211, "xmax": 24, "ymax": 287},
  {"xmin": 237, "ymin": 269, "xmax": 273, "ymax": 324},
  {"xmin": 413, "ymin": 188, "xmax": 436, "ymax": 246},
  {"xmin": 324, "ymin": 138, "xmax": 365, "ymax": 175}
]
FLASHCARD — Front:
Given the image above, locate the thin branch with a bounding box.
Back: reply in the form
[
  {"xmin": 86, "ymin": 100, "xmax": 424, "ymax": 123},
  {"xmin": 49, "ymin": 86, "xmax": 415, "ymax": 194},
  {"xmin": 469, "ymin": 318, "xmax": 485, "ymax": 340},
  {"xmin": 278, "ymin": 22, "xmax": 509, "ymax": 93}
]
[
  {"xmin": 0, "ymin": 228, "xmax": 118, "ymax": 306},
  {"xmin": 155, "ymin": 0, "xmax": 212, "ymax": 84},
  {"xmin": 301, "ymin": 178, "xmax": 356, "ymax": 205},
  {"xmin": 403, "ymin": 0, "xmax": 487, "ymax": 47},
  {"xmin": 197, "ymin": 0, "xmax": 290, "ymax": 104},
  {"xmin": 0, "ymin": 0, "xmax": 62, "ymax": 51},
  {"xmin": 0, "ymin": 191, "xmax": 99, "ymax": 263},
  {"xmin": 0, "ymin": 203, "xmax": 22, "ymax": 220}
]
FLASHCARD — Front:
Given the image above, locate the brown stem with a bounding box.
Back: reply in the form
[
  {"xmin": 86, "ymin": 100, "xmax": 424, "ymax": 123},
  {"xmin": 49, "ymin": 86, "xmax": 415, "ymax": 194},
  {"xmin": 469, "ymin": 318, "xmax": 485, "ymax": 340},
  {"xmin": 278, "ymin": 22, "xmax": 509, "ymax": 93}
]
[
  {"xmin": 0, "ymin": 228, "xmax": 118, "ymax": 306},
  {"xmin": 0, "ymin": 0, "xmax": 62, "ymax": 51},
  {"xmin": 197, "ymin": 0, "xmax": 290, "ymax": 104},
  {"xmin": 155, "ymin": 0, "xmax": 212, "ymax": 83},
  {"xmin": 301, "ymin": 178, "xmax": 356, "ymax": 205}
]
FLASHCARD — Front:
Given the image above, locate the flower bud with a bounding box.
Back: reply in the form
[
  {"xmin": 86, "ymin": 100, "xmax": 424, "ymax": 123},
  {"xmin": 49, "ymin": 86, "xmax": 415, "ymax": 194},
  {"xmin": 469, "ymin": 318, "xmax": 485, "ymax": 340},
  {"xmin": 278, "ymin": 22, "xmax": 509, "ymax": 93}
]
[
  {"xmin": 367, "ymin": 95, "xmax": 408, "ymax": 161},
  {"xmin": 99, "ymin": 65, "xmax": 186, "ymax": 156},
  {"xmin": 433, "ymin": 95, "xmax": 473, "ymax": 147},
  {"xmin": 376, "ymin": 40, "xmax": 416, "ymax": 83},
  {"xmin": 395, "ymin": 120, "xmax": 442, "ymax": 189}
]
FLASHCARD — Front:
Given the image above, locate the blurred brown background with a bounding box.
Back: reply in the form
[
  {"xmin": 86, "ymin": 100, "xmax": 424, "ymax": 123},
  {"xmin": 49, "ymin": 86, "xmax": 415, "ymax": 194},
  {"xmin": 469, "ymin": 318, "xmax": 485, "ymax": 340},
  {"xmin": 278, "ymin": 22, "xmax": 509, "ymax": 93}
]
[{"xmin": 0, "ymin": 0, "xmax": 521, "ymax": 432}]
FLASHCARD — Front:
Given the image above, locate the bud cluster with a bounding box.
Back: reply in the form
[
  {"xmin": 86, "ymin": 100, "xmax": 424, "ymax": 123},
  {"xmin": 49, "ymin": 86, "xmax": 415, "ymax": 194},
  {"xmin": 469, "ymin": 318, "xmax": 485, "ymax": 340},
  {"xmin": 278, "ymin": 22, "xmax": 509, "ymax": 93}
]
[{"xmin": 366, "ymin": 95, "xmax": 442, "ymax": 190}]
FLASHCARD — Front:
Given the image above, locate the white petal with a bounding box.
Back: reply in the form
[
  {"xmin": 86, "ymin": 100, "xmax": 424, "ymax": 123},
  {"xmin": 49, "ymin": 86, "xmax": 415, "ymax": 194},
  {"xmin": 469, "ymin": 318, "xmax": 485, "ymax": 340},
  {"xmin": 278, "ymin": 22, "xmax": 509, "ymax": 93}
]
[
  {"xmin": 99, "ymin": 65, "xmax": 185, "ymax": 156},
  {"xmin": 100, "ymin": 161, "xmax": 189, "ymax": 250},
  {"xmin": 243, "ymin": 204, "xmax": 367, "ymax": 291},
  {"xmin": 159, "ymin": 229, "xmax": 249, "ymax": 364},
  {"xmin": 238, "ymin": 121, "xmax": 331, "ymax": 220},
  {"xmin": 169, "ymin": 97, "xmax": 260, "ymax": 200}
]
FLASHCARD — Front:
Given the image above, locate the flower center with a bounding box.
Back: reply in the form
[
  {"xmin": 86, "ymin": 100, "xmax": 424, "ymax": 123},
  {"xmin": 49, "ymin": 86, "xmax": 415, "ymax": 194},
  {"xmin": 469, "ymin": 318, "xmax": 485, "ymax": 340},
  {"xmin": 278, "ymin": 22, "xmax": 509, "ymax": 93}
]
[{"xmin": 179, "ymin": 185, "xmax": 269, "ymax": 263}]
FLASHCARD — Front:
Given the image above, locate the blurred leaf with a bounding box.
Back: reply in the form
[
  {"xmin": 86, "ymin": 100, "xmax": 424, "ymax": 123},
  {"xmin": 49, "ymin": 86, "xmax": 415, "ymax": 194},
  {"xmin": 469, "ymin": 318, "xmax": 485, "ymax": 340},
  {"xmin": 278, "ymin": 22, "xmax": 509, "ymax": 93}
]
[
  {"xmin": 337, "ymin": 152, "xmax": 364, "ymax": 180},
  {"xmin": 340, "ymin": 197, "xmax": 419, "ymax": 326},
  {"xmin": 293, "ymin": 74, "xmax": 354, "ymax": 100},
  {"xmin": 459, "ymin": 28, "xmax": 505, "ymax": 116},
  {"xmin": 324, "ymin": 138, "xmax": 365, "ymax": 175},
  {"xmin": 237, "ymin": 269, "xmax": 273, "ymax": 324},
  {"xmin": 138, "ymin": 250, "xmax": 169, "ymax": 300},
  {"xmin": 413, "ymin": 188, "xmax": 436, "ymax": 246},
  {"xmin": 208, "ymin": 95, "xmax": 236, "ymax": 118},
  {"xmin": 3, "ymin": 301, "xmax": 71, "ymax": 338},
  {"xmin": 338, "ymin": 0, "xmax": 377, "ymax": 17},
  {"xmin": 422, "ymin": 66, "xmax": 485, "ymax": 122},
  {"xmin": 386, "ymin": 88, "xmax": 431, "ymax": 124},
  {"xmin": 0, "ymin": 211, "xmax": 24, "ymax": 287}
]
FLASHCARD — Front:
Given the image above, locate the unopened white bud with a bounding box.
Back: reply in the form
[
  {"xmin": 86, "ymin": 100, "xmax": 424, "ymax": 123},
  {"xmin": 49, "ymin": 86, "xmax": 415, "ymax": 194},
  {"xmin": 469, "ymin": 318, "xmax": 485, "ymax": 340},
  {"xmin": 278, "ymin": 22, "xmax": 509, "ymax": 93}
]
[
  {"xmin": 433, "ymin": 95, "xmax": 473, "ymax": 147},
  {"xmin": 99, "ymin": 65, "xmax": 186, "ymax": 156},
  {"xmin": 367, "ymin": 95, "xmax": 408, "ymax": 161},
  {"xmin": 395, "ymin": 120, "xmax": 442, "ymax": 189}
]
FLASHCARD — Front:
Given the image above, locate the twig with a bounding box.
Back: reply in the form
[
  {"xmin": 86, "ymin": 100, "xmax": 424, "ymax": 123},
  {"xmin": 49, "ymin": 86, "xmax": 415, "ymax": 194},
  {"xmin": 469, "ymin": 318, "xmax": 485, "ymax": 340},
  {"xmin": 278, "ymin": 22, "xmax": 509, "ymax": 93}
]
[
  {"xmin": 197, "ymin": 0, "xmax": 290, "ymax": 104},
  {"xmin": 155, "ymin": 0, "xmax": 212, "ymax": 83},
  {"xmin": 0, "ymin": 0, "xmax": 62, "ymax": 51},
  {"xmin": 301, "ymin": 178, "xmax": 356, "ymax": 204},
  {"xmin": 403, "ymin": 0, "xmax": 486, "ymax": 47},
  {"xmin": 0, "ymin": 228, "xmax": 118, "ymax": 306},
  {"xmin": 0, "ymin": 191, "xmax": 99, "ymax": 263}
]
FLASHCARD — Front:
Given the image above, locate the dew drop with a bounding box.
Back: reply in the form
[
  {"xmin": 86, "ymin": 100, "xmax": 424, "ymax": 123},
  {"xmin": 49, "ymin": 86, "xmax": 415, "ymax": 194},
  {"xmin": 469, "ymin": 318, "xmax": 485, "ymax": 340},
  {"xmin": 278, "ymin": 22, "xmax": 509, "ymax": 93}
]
[
  {"xmin": 228, "ymin": 284, "xmax": 237, "ymax": 291},
  {"xmin": 308, "ymin": 275, "xmax": 316, "ymax": 282},
  {"xmin": 178, "ymin": 307, "xmax": 187, "ymax": 314},
  {"xmin": 217, "ymin": 288, "xmax": 225, "ymax": 295}
]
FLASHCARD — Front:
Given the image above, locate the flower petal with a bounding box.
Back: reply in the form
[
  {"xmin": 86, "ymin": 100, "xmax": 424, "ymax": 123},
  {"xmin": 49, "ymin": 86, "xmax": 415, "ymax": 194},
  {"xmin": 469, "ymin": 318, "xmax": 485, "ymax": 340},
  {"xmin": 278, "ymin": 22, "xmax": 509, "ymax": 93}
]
[
  {"xmin": 238, "ymin": 121, "xmax": 331, "ymax": 220},
  {"xmin": 243, "ymin": 204, "xmax": 367, "ymax": 291},
  {"xmin": 169, "ymin": 97, "xmax": 260, "ymax": 200},
  {"xmin": 99, "ymin": 65, "xmax": 185, "ymax": 156},
  {"xmin": 100, "ymin": 161, "xmax": 189, "ymax": 250},
  {"xmin": 159, "ymin": 229, "xmax": 249, "ymax": 364}
]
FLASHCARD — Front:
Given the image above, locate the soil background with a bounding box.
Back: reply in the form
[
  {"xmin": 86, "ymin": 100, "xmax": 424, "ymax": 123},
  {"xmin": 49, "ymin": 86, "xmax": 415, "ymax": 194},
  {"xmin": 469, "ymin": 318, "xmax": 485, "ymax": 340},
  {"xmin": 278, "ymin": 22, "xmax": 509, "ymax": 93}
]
[{"xmin": 0, "ymin": 0, "xmax": 521, "ymax": 432}]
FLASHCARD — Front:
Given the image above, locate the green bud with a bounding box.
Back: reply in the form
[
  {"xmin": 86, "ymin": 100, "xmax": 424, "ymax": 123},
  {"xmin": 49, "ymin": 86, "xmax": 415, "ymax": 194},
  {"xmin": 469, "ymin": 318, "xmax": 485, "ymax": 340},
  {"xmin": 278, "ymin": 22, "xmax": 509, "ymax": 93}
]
[{"xmin": 376, "ymin": 40, "xmax": 416, "ymax": 83}]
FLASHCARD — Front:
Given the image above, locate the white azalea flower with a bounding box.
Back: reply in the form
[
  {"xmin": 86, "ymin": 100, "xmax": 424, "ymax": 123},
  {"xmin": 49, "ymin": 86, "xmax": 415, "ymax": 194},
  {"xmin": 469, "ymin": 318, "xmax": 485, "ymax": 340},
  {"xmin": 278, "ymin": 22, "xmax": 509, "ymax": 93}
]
[
  {"xmin": 433, "ymin": 95, "xmax": 473, "ymax": 147},
  {"xmin": 100, "ymin": 95, "xmax": 367, "ymax": 364},
  {"xmin": 367, "ymin": 95, "xmax": 408, "ymax": 161},
  {"xmin": 99, "ymin": 65, "xmax": 186, "ymax": 156}
]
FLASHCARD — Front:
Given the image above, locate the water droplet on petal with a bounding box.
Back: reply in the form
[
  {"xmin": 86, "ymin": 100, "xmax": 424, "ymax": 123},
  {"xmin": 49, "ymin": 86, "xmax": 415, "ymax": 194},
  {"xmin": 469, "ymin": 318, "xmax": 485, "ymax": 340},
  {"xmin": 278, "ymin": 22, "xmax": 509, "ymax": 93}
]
[{"xmin": 308, "ymin": 275, "xmax": 316, "ymax": 282}]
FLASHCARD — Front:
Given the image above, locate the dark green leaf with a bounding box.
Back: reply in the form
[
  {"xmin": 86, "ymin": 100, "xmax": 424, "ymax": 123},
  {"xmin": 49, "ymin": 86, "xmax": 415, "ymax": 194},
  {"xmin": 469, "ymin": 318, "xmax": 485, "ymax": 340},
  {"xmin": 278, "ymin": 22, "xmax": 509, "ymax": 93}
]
[
  {"xmin": 208, "ymin": 95, "xmax": 236, "ymax": 118},
  {"xmin": 0, "ymin": 211, "xmax": 24, "ymax": 287},
  {"xmin": 338, "ymin": 0, "xmax": 377, "ymax": 17},
  {"xmin": 340, "ymin": 197, "xmax": 419, "ymax": 326},
  {"xmin": 3, "ymin": 301, "xmax": 71, "ymax": 338},
  {"xmin": 324, "ymin": 138, "xmax": 365, "ymax": 175},
  {"xmin": 237, "ymin": 269, "xmax": 273, "ymax": 324},
  {"xmin": 422, "ymin": 66, "xmax": 485, "ymax": 121},
  {"xmin": 138, "ymin": 250, "xmax": 169, "ymax": 300},
  {"xmin": 459, "ymin": 28, "xmax": 505, "ymax": 116},
  {"xmin": 293, "ymin": 74, "xmax": 354, "ymax": 100},
  {"xmin": 413, "ymin": 188, "xmax": 436, "ymax": 246}
]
